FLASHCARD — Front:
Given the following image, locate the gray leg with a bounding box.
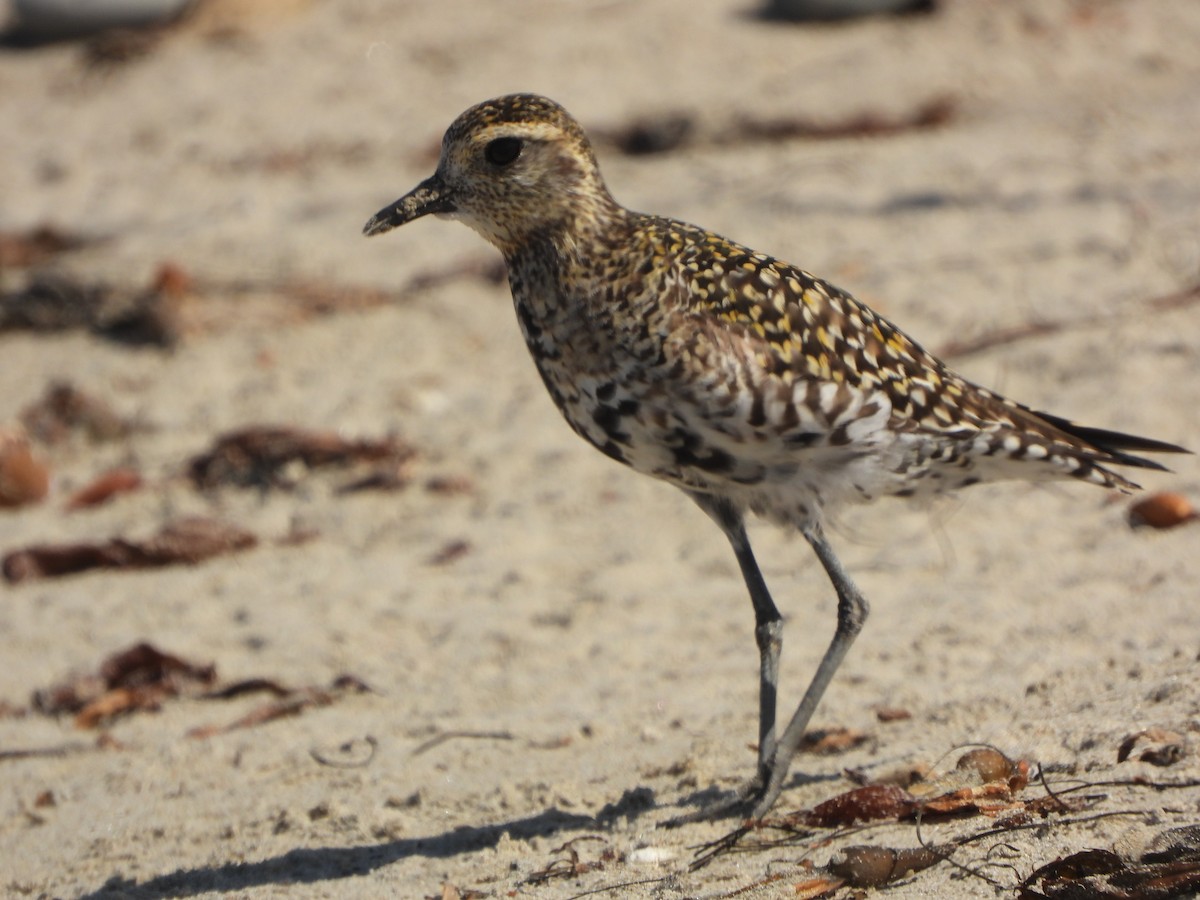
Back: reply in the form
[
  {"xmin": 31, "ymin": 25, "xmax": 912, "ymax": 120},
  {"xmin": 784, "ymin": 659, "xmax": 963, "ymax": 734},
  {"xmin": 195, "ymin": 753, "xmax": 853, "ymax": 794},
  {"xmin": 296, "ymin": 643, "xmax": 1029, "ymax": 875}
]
[
  {"xmin": 687, "ymin": 493, "xmax": 783, "ymax": 786},
  {"xmin": 749, "ymin": 522, "xmax": 869, "ymax": 818},
  {"xmin": 668, "ymin": 499, "xmax": 867, "ymax": 825}
]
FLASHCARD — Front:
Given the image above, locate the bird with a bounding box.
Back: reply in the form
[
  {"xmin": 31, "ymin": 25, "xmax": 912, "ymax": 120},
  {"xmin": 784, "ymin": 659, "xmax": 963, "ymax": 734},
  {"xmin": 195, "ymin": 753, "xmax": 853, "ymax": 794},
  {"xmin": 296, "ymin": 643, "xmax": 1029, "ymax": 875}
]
[{"xmin": 363, "ymin": 93, "xmax": 1189, "ymax": 822}]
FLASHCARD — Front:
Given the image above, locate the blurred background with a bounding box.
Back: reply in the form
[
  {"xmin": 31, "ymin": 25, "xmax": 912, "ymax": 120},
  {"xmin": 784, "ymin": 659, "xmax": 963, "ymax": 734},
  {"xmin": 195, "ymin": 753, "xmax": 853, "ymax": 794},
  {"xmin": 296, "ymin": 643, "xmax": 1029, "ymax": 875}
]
[{"xmin": 1, "ymin": 2, "xmax": 1198, "ymax": 897}]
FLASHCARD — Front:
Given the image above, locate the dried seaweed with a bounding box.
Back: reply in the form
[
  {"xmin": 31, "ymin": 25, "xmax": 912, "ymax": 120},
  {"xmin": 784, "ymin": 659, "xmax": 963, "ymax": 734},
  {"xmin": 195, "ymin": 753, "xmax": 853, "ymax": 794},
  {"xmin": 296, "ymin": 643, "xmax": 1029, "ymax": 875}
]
[
  {"xmin": 3, "ymin": 517, "xmax": 257, "ymax": 583},
  {"xmin": 188, "ymin": 425, "xmax": 414, "ymax": 490}
]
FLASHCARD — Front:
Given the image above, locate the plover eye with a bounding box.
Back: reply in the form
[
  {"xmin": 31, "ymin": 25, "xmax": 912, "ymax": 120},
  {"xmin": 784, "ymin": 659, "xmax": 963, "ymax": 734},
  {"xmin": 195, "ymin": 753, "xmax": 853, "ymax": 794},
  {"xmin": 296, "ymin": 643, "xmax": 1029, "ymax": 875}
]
[{"xmin": 484, "ymin": 137, "xmax": 523, "ymax": 167}]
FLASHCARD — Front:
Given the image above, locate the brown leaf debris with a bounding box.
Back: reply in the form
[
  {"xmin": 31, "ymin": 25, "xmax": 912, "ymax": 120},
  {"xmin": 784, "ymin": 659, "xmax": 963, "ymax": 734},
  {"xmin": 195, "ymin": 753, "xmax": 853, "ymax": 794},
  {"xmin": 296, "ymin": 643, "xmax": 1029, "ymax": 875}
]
[
  {"xmin": 33, "ymin": 642, "xmax": 216, "ymax": 728},
  {"xmin": 24, "ymin": 642, "xmax": 371, "ymax": 735},
  {"xmin": 65, "ymin": 467, "xmax": 143, "ymax": 510},
  {"xmin": 0, "ymin": 428, "xmax": 50, "ymax": 508},
  {"xmin": 188, "ymin": 425, "xmax": 415, "ymax": 490},
  {"xmin": 1019, "ymin": 824, "xmax": 1200, "ymax": 899},
  {"xmin": 2, "ymin": 517, "xmax": 257, "ymax": 584}
]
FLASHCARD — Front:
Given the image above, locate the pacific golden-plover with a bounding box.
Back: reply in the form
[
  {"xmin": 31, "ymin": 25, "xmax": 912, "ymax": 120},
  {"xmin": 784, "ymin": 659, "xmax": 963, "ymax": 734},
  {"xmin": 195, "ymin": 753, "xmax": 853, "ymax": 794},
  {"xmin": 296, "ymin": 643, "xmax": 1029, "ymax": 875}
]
[{"xmin": 364, "ymin": 93, "xmax": 1188, "ymax": 821}]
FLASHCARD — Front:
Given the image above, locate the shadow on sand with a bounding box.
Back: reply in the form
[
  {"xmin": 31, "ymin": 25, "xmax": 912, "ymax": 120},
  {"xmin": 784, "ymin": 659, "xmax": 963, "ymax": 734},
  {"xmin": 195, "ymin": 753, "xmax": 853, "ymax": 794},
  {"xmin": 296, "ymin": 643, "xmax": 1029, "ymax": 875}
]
[{"xmin": 77, "ymin": 791, "xmax": 657, "ymax": 898}]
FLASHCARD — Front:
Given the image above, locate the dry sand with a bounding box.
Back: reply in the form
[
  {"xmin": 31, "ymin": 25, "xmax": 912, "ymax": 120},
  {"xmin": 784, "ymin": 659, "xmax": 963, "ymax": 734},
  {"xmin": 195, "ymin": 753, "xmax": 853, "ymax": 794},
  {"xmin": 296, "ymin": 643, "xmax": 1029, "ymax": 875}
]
[{"xmin": 1, "ymin": 0, "xmax": 1199, "ymax": 897}]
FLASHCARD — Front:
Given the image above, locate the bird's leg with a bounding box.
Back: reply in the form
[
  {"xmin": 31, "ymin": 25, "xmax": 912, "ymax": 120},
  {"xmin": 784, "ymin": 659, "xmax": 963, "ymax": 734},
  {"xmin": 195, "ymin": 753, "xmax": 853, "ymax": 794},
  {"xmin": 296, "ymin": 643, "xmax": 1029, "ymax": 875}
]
[
  {"xmin": 665, "ymin": 493, "xmax": 783, "ymax": 824},
  {"xmin": 727, "ymin": 520, "xmax": 784, "ymax": 780},
  {"xmin": 748, "ymin": 523, "xmax": 869, "ymax": 819},
  {"xmin": 665, "ymin": 505, "xmax": 866, "ymax": 826}
]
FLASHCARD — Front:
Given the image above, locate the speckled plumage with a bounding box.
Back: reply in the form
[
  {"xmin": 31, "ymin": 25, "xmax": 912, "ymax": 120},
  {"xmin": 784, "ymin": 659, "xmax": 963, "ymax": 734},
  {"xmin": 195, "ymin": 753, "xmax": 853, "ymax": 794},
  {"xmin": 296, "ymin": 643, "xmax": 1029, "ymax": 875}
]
[{"xmin": 365, "ymin": 94, "xmax": 1188, "ymax": 821}]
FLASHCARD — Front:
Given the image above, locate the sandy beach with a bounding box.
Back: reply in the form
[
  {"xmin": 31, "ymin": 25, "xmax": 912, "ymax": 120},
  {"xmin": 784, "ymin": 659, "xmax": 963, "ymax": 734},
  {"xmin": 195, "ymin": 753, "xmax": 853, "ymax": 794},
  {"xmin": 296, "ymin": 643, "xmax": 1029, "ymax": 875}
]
[{"xmin": 1, "ymin": 1, "xmax": 1199, "ymax": 897}]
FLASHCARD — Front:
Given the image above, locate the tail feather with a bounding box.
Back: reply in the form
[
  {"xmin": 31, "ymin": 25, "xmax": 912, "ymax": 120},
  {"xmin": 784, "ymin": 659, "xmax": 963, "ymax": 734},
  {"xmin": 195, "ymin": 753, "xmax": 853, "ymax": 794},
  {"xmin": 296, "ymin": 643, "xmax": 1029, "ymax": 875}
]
[{"xmin": 1033, "ymin": 411, "xmax": 1191, "ymax": 472}]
